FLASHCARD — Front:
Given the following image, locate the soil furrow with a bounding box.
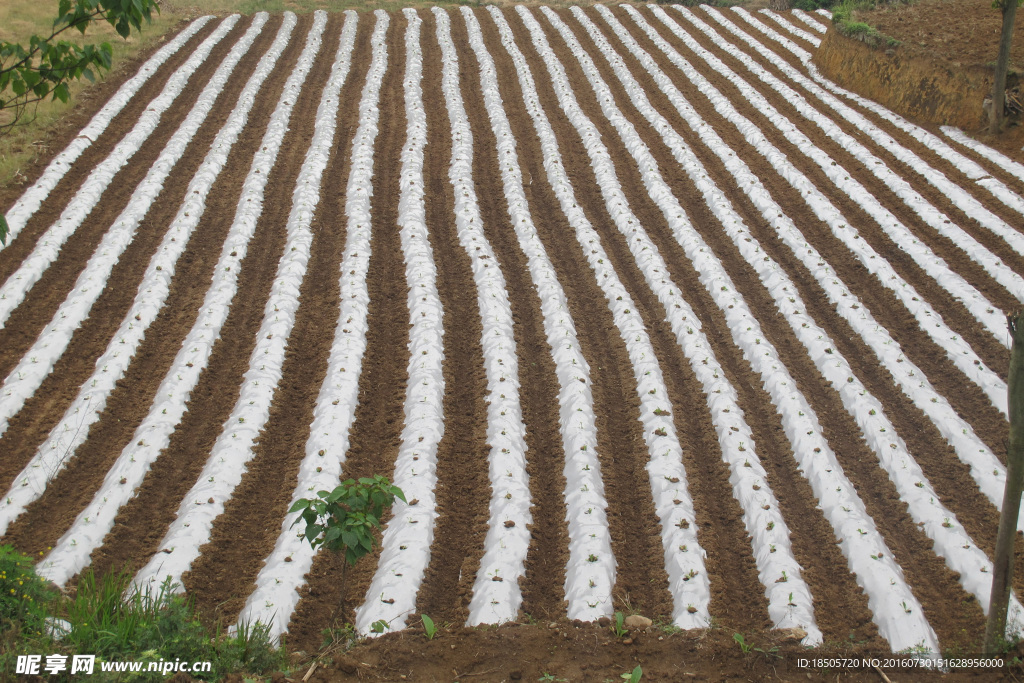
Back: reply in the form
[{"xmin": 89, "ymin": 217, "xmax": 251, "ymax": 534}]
[
  {"xmin": 630, "ymin": 6, "xmax": 1016, "ymax": 587},
  {"xmin": 497, "ymin": 7, "xmax": 673, "ymax": 621},
  {"xmin": 610, "ymin": 6, "xmax": 984, "ymax": 650},
  {"xmin": 703, "ymin": 9, "xmax": 1024, "ymax": 273},
  {"xmin": 648, "ymin": 10, "xmax": 1012, "ymax": 457},
  {"xmin": 286, "ymin": 12, "xmax": 408, "ymax": 652},
  {"xmin": 572, "ymin": 6, "xmax": 877, "ymax": 644},
  {"xmin": 538, "ymin": 7, "xmax": 767, "ymax": 633},
  {"xmin": 411, "ymin": 9, "xmax": 491, "ymax": 626},
  {"xmin": 453, "ymin": 8, "xmax": 570, "ymax": 623},
  {"xmin": 1, "ymin": 13, "xmax": 330, "ymax": 575},
  {"xmin": 933, "ymin": 139, "xmax": 1024, "ymax": 197},
  {"xmin": 0, "ymin": 15, "xmax": 287, "ymax": 494},
  {"xmin": 0, "ymin": 18, "xmax": 220, "ymax": 274},
  {"xmin": 176, "ymin": 14, "xmax": 371, "ymax": 625},
  {"xmin": 0, "ymin": 17, "xmax": 250, "ymax": 364},
  {"xmin": 668, "ymin": 8, "xmax": 1017, "ymax": 364},
  {"xmin": 760, "ymin": 12, "xmax": 820, "ymax": 53}
]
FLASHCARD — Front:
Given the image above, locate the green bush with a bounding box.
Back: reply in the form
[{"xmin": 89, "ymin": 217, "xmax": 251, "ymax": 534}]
[
  {"xmin": 792, "ymin": 0, "xmax": 840, "ymax": 10},
  {"xmin": 0, "ymin": 545, "xmax": 58, "ymax": 639}
]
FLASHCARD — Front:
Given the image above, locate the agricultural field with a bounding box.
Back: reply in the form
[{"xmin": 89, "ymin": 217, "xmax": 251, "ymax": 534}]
[{"xmin": 2, "ymin": 2, "xmax": 1024, "ymax": 678}]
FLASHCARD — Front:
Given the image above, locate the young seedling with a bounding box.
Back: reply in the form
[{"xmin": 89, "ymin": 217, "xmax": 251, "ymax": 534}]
[
  {"xmin": 612, "ymin": 611, "xmax": 629, "ymax": 638},
  {"xmin": 620, "ymin": 665, "xmax": 643, "ymax": 682},
  {"xmin": 421, "ymin": 614, "xmax": 437, "ymax": 640}
]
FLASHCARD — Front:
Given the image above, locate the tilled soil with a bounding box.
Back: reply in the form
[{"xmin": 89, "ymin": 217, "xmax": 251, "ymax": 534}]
[{"xmin": 2, "ymin": 5, "xmax": 1023, "ymax": 681}]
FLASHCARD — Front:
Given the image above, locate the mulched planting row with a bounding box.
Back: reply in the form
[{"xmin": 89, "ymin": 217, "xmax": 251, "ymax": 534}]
[{"xmin": 2, "ymin": 4, "xmax": 1022, "ymax": 663}]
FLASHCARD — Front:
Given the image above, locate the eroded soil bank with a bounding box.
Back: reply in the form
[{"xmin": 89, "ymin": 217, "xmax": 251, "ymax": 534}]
[{"xmin": 813, "ymin": 0, "xmax": 1024, "ymax": 151}]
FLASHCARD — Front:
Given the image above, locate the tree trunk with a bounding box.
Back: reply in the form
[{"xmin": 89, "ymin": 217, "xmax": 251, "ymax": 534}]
[
  {"xmin": 990, "ymin": 0, "xmax": 1019, "ymax": 134},
  {"xmin": 985, "ymin": 312, "xmax": 1024, "ymax": 654}
]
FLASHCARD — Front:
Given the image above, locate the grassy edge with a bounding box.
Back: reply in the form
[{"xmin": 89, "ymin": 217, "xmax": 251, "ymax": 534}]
[
  {"xmin": 1, "ymin": 544, "xmax": 287, "ymax": 681},
  {"xmin": 830, "ymin": 0, "xmax": 902, "ymax": 48}
]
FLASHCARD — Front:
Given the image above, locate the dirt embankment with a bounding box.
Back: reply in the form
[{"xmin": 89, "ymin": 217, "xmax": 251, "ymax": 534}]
[{"xmin": 813, "ymin": 0, "xmax": 1024, "ymax": 140}]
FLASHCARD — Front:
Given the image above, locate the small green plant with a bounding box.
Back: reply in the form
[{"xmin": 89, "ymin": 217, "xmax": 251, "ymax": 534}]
[
  {"xmin": 539, "ymin": 674, "xmax": 567, "ymax": 682},
  {"xmin": 611, "ymin": 611, "xmax": 628, "ymax": 638},
  {"xmin": 290, "ymin": 475, "xmax": 406, "ymax": 565},
  {"xmin": 421, "ymin": 614, "xmax": 437, "ymax": 639},
  {"xmin": 653, "ymin": 617, "xmax": 682, "ymax": 635},
  {"xmin": 620, "ymin": 665, "xmax": 643, "ymax": 683},
  {"xmin": 734, "ymin": 631, "xmax": 781, "ymax": 661},
  {"xmin": 320, "ymin": 622, "xmax": 358, "ymax": 651},
  {"xmin": 291, "ymin": 475, "xmax": 405, "ymax": 620}
]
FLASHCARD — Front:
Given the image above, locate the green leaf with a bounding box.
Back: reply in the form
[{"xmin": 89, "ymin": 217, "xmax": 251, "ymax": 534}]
[
  {"xmin": 82, "ymin": 67, "xmax": 95, "ymax": 83},
  {"xmin": 0, "ymin": 214, "xmax": 8, "ymax": 246},
  {"xmin": 99, "ymin": 43, "xmax": 112, "ymax": 69},
  {"xmin": 421, "ymin": 614, "xmax": 436, "ymax": 639},
  {"xmin": 288, "ymin": 499, "xmax": 311, "ymax": 513},
  {"xmin": 53, "ymin": 83, "xmax": 70, "ymax": 104}
]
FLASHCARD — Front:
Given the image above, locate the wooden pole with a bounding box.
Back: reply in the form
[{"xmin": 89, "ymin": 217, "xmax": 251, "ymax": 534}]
[
  {"xmin": 990, "ymin": 0, "xmax": 1019, "ymax": 134},
  {"xmin": 986, "ymin": 312, "xmax": 1024, "ymax": 653}
]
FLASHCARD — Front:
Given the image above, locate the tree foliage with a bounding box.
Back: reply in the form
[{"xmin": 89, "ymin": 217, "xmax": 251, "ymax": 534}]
[{"xmin": 0, "ymin": 0, "xmax": 162, "ymax": 245}]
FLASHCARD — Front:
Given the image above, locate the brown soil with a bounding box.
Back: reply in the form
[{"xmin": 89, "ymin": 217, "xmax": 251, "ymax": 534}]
[
  {"xmin": 822, "ymin": 0, "xmax": 1024, "ymax": 152},
  {"xmin": 4, "ymin": 4, "xmax": 1024, "ymax": 682},
  {"xmin": 864, "ymin": 0, "xmax": 1024, "ymax": 71}
]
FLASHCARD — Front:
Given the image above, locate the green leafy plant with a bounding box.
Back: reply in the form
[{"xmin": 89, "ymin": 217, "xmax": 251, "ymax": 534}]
[
  {"xmin": 290, "ymin": 475, "xmax": 405, "ymax": 621},
  {"xmin": 733, "ymin": 631, "xmax": 781, "ymax": 661},
  {"xmin": 620, "ymin": 666, "xmax": 643, "ymax": 683},
  {"xmin": 68, "ymin": 571, "xmax": 284, "ymax": 680},
  {"xmin": 0, "ymin": 0, "xmax": 159, "ymax": 120},
  {"xmin": 290, "ymin": 475, "xmax": 406, "ymax": 566},
  {"xmin": 370, "ymin": 619, "xmax": 388, "ymax": 634},
  {"xmin": 611, "ymin": 611, "xmax": 628, "ymax": 638},
  {"xmin": 421, "ymin": 614, "xmax": 437, "ymax": 640}
]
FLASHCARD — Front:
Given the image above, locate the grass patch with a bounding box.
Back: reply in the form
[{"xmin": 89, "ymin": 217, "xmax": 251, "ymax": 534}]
[
  {"xmin": 0, "ymin": 544, "xmax": 285, "ymax": 681},
  {"xmin": 831, "ymin": 0, "xmax": 903, "ymax": 48}
]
